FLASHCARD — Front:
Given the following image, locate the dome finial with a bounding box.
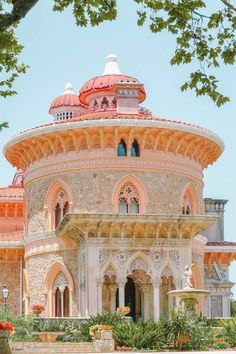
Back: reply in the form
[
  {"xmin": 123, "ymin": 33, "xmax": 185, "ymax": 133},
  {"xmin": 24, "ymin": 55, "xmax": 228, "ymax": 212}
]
[
  {"xmin": 64, "ymin": 82, "xmax": 74, "ymax": 94},
  {"xmin": 103, "ymin": 54, "xmax": 121, "ymax": 75}
]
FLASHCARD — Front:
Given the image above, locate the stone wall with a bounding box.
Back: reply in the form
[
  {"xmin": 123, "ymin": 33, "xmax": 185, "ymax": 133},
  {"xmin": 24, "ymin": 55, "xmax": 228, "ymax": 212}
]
[
  {"xmin": 0, "ymin": 261, "xmax": 21, "ymax": 314},
  {"xmin": 25, "ymin": 170, "xmax": 203, "ymax": 236},
  {"xmin": 25, "ymin": 249, "xmax": 78, "ymax": 316}
]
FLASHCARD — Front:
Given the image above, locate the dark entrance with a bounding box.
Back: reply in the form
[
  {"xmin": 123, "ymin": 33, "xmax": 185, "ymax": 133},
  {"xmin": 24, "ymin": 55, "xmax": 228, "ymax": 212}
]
[{"xmin": 125, "ymin": 277, "xmax": 136, "ymax": 320}]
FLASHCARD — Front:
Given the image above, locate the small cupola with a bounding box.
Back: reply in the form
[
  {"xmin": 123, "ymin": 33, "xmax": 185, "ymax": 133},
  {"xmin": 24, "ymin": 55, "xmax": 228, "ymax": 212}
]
[
  {"xmin": 49, "ymin": 83, "xmax": 85, "ymax": 121},
  {"xmin": 79, "ymin": 54, "xmax": 146, "ymax": 112}
]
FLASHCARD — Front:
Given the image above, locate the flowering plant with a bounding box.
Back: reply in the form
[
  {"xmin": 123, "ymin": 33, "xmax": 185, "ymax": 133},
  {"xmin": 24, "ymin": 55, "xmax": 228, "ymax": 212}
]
[
  {"xmin": 0, "ymin": 321, "xmax": 14, "ymax": 332},
  {"xmin": 31, "ymin": 304, "xmax": 45, "ymax": 311}
]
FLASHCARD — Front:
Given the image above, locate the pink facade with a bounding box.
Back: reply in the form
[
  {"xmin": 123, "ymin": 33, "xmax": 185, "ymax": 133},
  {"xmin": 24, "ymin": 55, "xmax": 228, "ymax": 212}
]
[{"xmin": 0, "ymin": 55, "xmax": 236, "ymax": 319}]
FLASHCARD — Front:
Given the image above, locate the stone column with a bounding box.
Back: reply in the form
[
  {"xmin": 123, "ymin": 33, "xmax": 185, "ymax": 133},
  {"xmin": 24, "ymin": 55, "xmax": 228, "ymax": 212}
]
[
  {"xmin": 97, "ymin": 280, "xmax": 103, "ymax": 314},
  {"xmin": 60, "ymin": 289, "xmax": 64, "ymax": 317},
  {"xmin": 174, "ymin": 279, "xmax": 182, "ymax": 307},
  {"xmin": 52, "ymin": 290, "xmax": 56, "ymax": 317},
  {"xmin": 109, "ymin": 285, "xmax": 118, "ymax": 313},
  {"xmin": 117, "ymin": 280, "xmax": 126, "ymax": 307},
  {"xmin": 141, "ymin": 285, "xmax": 150, "ymax": 320},
  {"xmin": 223, "ymin": 294, "xmax": 230, "ymax": 317},
  {"xmin": 152, "ymin": 280, "xmax": 161, "ymax": 322}
]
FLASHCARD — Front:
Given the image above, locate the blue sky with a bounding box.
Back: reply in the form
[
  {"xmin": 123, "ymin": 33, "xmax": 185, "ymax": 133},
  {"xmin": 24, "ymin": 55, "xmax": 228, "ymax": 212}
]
[{"xmin": 1, "ymin": 1, "xmax": 236, "ymax": 296}]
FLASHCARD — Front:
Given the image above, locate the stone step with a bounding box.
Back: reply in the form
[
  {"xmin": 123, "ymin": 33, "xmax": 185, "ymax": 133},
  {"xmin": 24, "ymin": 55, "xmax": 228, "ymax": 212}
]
[{"xmin": 13, "ymin": 341, "xmax": 95, "ymax": 353}]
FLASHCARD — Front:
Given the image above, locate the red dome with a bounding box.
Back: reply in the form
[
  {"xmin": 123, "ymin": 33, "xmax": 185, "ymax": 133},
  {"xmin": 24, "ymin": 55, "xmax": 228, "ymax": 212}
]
[
  {"xmin": 79, "ymin": 74, "xmax": 146, "ymax": 106},
  {"xmin": 49, "ymin": 83, "xmax": 83, "ymax": 114},
  {"xmin": 49, "ymin": 93, "xmax": 81, "ymax": 113}
]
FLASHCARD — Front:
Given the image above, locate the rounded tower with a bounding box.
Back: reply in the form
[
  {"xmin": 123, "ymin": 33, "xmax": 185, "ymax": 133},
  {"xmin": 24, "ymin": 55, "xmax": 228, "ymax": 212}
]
[{"xmin": 3, "ymin": 55, "xmax": 223, "ymax": 318}]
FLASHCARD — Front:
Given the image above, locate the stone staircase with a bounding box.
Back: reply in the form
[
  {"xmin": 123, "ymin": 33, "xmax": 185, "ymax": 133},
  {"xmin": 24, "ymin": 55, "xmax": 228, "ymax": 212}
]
[{"xmin": 12, "ymin": 341, "xmax": 95, "ymax": 353}]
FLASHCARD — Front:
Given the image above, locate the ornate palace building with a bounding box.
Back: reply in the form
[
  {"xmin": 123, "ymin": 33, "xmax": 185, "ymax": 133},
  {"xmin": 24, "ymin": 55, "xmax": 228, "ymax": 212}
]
[{"xmin": 1, "ymin": 55, "xmax": 236, "ymax": 319}]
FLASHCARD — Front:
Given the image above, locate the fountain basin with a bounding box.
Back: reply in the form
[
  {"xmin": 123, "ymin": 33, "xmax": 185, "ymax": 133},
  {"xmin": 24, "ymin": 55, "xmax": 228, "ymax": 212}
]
[
  {"xmin": 168, "ymin": 287, "xmax": 210, "ymax": 312},
  {"xmin": 168, "ymin": 288, "xmax": 210, "ymax": 299}
]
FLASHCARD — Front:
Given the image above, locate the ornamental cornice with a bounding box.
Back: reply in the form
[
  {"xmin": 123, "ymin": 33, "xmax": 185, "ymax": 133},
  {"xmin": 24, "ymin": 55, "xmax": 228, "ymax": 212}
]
[
  {"xmin": 24, "ymin": 154, "xmax": 203, "ymax": 185},
  {"xmin": 56, "ymin": 213, "xmax": 219, "ymax": 241},
  {"xmin": 4, "ymin": 119, "xmax": 223, "ymax": 171}
]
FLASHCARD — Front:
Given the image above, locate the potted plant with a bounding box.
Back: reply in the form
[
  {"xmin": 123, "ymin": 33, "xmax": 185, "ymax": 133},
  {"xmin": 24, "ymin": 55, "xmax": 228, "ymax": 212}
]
[
  {"xmin": 89, "ymin": 324, "xmax": 113, "ymax": 339},
  {"xmin": 0, "ymin": 321, "xmax": 14, "ymax": 354},
  {"xmin": 31, "ymin": 304, "xmax": 45, "ymax": 317}
]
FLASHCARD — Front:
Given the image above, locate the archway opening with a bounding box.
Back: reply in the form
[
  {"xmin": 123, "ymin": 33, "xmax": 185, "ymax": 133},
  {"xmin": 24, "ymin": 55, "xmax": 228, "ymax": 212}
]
[
  {"xmin": 131, "ymin": 139, "xmax": 140, "ymax": 157},
  {"xmin": 125, "ymin": 277, "xmax": 136, "ymax": 320},
  {"xmin": 117, "ymin": 139, "xmax": 127, "ymax": 156}
]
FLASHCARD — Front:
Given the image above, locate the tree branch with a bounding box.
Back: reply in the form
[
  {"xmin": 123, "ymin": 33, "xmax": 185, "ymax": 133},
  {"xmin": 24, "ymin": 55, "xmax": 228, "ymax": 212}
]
[
  {"xmin": 220, "ymin": 0, "xmax": 236, "ymax": 12},
  {"xmin": 0, "ymin": 0, "xmax": 39, "ymax": 30}
]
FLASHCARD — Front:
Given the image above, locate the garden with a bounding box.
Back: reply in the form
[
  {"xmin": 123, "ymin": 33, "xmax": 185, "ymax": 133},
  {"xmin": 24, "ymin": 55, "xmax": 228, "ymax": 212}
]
[{"xmin": 1, "ymin": 309, "xmax": 236, "ymax": 352}]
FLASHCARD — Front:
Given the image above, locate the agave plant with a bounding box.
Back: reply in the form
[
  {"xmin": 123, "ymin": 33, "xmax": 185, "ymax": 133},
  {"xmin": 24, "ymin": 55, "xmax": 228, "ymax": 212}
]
[{"xmin": 221, "ymin": 318, "xmax": 236, "ymax": 347}]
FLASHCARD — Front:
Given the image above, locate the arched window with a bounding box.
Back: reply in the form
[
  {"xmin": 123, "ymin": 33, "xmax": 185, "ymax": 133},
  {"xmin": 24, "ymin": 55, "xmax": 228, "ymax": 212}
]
[
  {"xmin": 180, "ymin": 184, "xmax": 200, "ymax": 215},
  {"xmin": 54, "ymin": 272, "xmax": 70, "ymax": 318},
  {"xmin": 54, "ymin": 189, "xmax": 69, "ymax": 228},
  {"xmin": 119, "ymin": 198, "xmax": 128, "ymax": 214},
  {"xmin": 182, "ymin": 194, "xmax": 192, "ymax": 215},
  {"xmin": 131, "ymin": 139, "xmax": 140, "ymax": 157},
  {"xmin": 101, "ymin": 97, "xmax": 109, "ymax": 109},
  {"xmin": 130, "ymin": 198, "xmax": 139, "ymax": 214},
  {"xmin": 118, "ymin": 183, "xmax": 140, "ymax": 214},
  {"xmin": 117, "ymin": 139, "xmax": 127, "ymax": 156}
]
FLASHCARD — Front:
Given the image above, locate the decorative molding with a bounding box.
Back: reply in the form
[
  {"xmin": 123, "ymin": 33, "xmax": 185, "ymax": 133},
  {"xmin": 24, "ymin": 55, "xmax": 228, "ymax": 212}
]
[
  {"xmin": 24, "ymin": 155, "xmax": 203, "ymax": 186},
  {"xmin": 4, "ymin": 122, "xmax": 222, "ymax": 171},
  {"xmin": 99, "ymin": 248, "xmax": 180, "ymax": 278},
  {"xmin": 25, "ymin": 236, "xmax": 77, "ymax": 259}
]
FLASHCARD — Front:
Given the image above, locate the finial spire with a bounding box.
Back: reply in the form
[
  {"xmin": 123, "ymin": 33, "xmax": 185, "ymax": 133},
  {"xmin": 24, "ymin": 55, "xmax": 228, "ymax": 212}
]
[
  {"xmin": 103, "ymin": 54, "xmax": 121, "ymax": 75},
  {"xmin": 64, "ymin": 82, "xmax": 74, "ymax": 94}
]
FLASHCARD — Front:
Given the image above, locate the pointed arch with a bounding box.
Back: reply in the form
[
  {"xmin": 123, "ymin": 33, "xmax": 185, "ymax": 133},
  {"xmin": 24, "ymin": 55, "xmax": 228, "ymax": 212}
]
[
  {"xmin": 102, "ymin": 260, "xmax": 119, "ymax": 279},
  {"xmin": 44, "ymin": 179, "xmax": 73, "ymax": 230},
  {"xmin": 125, "ymin": 251, "xmax": 153, "ymax": 277},
  {"xmin": 158, "ymin": 259, "xmax": 179, "ymax": 279},
  {"xmin": 112, "ymin": 175, "xmax": 148, "ymax": 213},
  {"xmin": 45, "ymin": 261, "xmax": 74, "ymax": 292},
  {"xmin": 180, "ymin": 183, "xmax": 200, "ymax": 215},
  {"xmin": 44, "ymin": 261, "xmax": 74, "ymax": 317}
]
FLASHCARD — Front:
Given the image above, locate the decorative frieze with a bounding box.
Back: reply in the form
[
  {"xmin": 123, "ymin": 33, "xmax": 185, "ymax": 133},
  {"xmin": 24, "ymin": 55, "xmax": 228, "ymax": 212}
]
[{"xmin": 99, "ymin": 248, "xmax": 180, "ymax": 278}]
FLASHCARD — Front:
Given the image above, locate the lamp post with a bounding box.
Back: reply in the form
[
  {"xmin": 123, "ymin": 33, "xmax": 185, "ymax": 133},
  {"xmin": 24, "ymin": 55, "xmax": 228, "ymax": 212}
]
[{"xmin": 2, "ymin": 285, "xmax": 9, "ymax": 319}]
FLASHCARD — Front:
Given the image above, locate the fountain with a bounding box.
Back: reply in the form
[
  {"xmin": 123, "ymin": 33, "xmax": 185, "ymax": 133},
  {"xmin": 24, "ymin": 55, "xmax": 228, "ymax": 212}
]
[{"xmin": 168, "ymin": 264, "xmax": 210, "ymax": 312}]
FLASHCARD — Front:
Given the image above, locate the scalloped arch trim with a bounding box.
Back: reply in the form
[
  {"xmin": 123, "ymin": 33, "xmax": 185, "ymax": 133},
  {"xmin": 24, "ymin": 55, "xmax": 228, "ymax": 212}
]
[
  {"xmin": 44, "ymin": 261, "xmax": 74, "ymax": 292},
  {"xmin": 44, "ymin": 179, "xmax": 73, "ymax": 210}
]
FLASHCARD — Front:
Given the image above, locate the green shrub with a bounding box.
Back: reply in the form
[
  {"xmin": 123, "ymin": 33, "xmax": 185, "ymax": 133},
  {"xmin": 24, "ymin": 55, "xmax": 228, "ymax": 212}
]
[
  {"xmin": 212, "ymin": 340, "xmax": 230, "ymax": 350},
  {"xmin": 114, "ymin": 319, "xmax": 167, "ymax": 350},
  {"xmin": 220, "ymin": 318, "xmax": 236, "ymax": 347},
  {"xmin": 163, "ymin": 308, "xmax": 215, "ymax": 351},
  {"xmin": 188, "ymin": 325, "xmax": 214, "ymax": 350}
]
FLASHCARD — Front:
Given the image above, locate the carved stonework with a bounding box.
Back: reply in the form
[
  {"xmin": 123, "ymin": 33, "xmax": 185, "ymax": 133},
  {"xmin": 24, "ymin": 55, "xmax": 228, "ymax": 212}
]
[
  {"xmin": 161, "ymin": 267, "xmax": 173, "ymax": 278},
  {"xmin": 119, "ymin": 183, "xmax": 139, "ymax": 204},
  {"xmin": 169, "ymin": 250, "xmax": 180, "ymax": 270},
  {"xmin": 54, "ymin": 272, "xmax": 69, "ymax": 292},
  {"xmin": 99, "ymin": 249, "xmax": 134, "ymax": 269},
  {"xmin": 150, "ymin": 250, "xmax": 167, "ymax": 269},
  {"xmin": 129, "ymin": 257, "xmax": 150, "ymax": 275},
  {"xmin": 205, "ymin": 265, "xmax": 219, "ymax": 281},
  {"xmin": 204, "ymin": 264, "xmax": 228, "ymax": 282},
  {"xmin": 99, "ymin": 248, "xmax": 182, "ymax": 278}
]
